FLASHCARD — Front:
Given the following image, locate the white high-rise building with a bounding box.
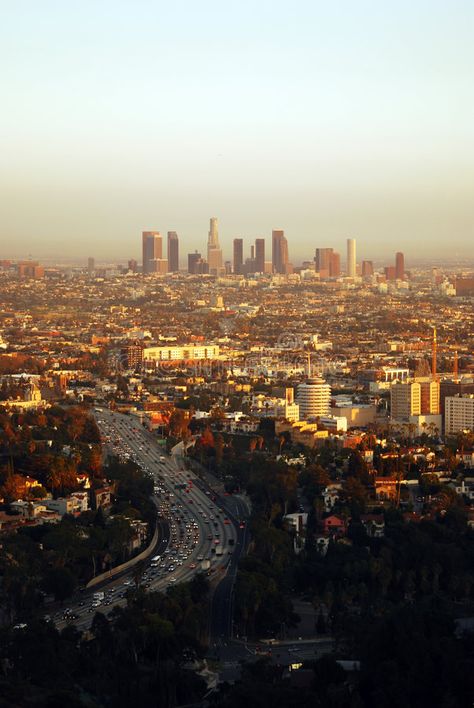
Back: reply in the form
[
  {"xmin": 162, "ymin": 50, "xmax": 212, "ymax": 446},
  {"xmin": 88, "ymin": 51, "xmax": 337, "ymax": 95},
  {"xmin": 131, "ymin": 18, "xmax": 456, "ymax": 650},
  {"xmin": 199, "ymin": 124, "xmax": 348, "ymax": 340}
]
[
  {"xmin": 445, "ymin": 395, "xmax": 474, "ymax": 434},
  {"xmin": 207, "ymin": 217, "xmax": 223, "ymax": 274},
  {"xmin": 346, "ymin": 238, "xmax": 356, "ymax": 277},
  {"xmin": 297, "ymin": 378, "xmax": 331, "ymax": 420},
  {"xmin": 208, "ymin": 217, "xmax": 218, "ymax": 247}
]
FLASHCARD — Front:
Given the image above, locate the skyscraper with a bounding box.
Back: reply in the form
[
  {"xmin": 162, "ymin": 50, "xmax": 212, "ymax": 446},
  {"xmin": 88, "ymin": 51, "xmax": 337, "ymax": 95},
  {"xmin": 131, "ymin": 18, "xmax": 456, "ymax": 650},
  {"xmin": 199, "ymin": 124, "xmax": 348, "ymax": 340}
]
[
  {"xmin": 361, "ymin": 260, "xmax": 374, "ymax": 277},
  {"xmin": 346, "ymin": 238, "xmax": 356, "ymax": 277},
  {"xmin": 255, "ymin": 238, "xmax": 265, "ymax": 273},
  {"xmin": 188, "ymin": 251, "xmax": 208, "ymax": 274},
  {"xmin": 142, "ymin": 231, "xmax": 162, "ymax": 274},
  {"xmin": 395, "ymin": 251, "xmax": 405, "ymax": 280},
  {"xmin": 207, "ymin": 217, "xmax": 223, "ymax": 274},
  {"xmin": 272, "ymin": 229, "xmax": 289, "ymax": 274},
  {"xmin": 167, "ymin": 231, "xmax": 179, "ymax": 272},
  {"xmin": 315, "ymin": 248, "xmax": 333, "ymax": 273},
  {"xmin": 87, "ymin": 257, "xmax": 95, "ymax": 276},
  {"xmin": 329, "ymin": 252, "xmax": 341, "ymax": 277},
  {"xmin": 188, "ymin": 251, "xmax": 201, "ymax": 274},
  {"xmin": 233, "ymin": 238, "xmax": 243, "ymax": 274},
  {"xmin": 314, "ymin": 247, "xmax": 340, "ymax": 278},
  {"xmin": 208, "ymin": 217, "xmax": 218, "ymax": 248}
]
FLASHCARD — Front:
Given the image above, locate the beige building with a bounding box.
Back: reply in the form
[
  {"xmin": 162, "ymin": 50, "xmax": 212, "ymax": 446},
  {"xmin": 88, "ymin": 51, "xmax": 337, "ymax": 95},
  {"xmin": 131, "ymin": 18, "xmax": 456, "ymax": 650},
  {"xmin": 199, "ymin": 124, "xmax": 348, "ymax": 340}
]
[
  {"xmin": 275, "ymin": 420, "xmax": 329, "ymax": 448},
  {"xmin": 391, "ymin": 381, "xmax": 421, "ymax": 419},
  {"xmin": 251, "ymin": 394, "xmax": 300, "ymax": 422},
  {"xmin": 143, "ymin": 344, "xmax": 220, "ymax": 362},
  {"xmin": 330, "ymin": 404, "xmax": 377, "ymax": 427},
  {"xmin": 150, "ymin": 258, "xmax": 168, "ymax": 274},
  {"xmin": 207, "ymin": 217, "xmax": 223, "ymax": 275},
  {"xmin": 296, "ymin": 377, "xmax": 331, "ymax": 420},
  {"xmin": 419, "ymin": 379, "xmax": 440, "ymax": 415},
  {"xmin": 445, "ymin": 395, "xmax": 474, "ymax": 435},
  {"xmin": 346, "ymin": 238, "xmax": 356, "ymax": 277},
  {"xmin": 391, "ymin": 379, "xmax": 440, "ymax": 421}
]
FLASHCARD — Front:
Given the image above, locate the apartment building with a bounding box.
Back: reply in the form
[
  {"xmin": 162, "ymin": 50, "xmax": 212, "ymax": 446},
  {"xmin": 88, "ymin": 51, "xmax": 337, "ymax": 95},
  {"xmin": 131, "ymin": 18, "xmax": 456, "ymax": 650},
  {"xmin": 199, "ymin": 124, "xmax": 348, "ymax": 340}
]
[
  {"xmin": 445, "ymin": 395, "xmax": 474, "ymax": 435},
  {"xmin": 143, "ymin": 344, "xmax": 220, "ymax": 362}
]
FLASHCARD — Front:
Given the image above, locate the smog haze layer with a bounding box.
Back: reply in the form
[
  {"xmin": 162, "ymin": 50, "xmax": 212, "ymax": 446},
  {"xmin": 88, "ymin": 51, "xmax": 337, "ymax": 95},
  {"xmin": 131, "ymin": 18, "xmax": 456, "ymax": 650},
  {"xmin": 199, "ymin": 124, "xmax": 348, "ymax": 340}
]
[{"xmin": 1, "ymin": 0, "xmax": 473, "ymax": 262}]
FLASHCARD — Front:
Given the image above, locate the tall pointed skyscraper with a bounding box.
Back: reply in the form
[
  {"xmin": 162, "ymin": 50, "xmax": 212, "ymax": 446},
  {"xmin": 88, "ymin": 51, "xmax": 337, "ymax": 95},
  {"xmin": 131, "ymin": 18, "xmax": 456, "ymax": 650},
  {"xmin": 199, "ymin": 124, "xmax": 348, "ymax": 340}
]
[{"xmin": 207, "ymin": 217, "xmax": 223, "ymax": 274}]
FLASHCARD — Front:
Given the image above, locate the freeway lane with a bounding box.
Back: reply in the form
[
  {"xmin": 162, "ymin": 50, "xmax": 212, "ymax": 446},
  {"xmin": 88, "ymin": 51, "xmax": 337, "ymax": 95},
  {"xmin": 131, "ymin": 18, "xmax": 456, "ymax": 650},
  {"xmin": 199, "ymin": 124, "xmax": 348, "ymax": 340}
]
[
  {"xmin": 103, "ymin": 411, "xmax": 237, "ymax": 581},
  {"xmin": 172, "ymin": 452, "xmax": 252, "ymax": 643},
  {"xmin": 54, "ymin": 409, "xmax": 237, "ymax": 631}
]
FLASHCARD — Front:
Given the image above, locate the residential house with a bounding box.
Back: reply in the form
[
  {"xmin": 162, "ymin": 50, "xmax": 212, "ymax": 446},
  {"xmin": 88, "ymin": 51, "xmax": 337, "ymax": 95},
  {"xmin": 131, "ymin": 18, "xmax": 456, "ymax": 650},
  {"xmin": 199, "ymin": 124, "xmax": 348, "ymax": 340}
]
[
  {"xmin": 71, "ymin": 491, "xmax": 89, "ymax": 512},
  {"xmin": 314, "ymin": 535, "xmax": 330, "ymax": 556},
  {"xmin": 322, "ymin": 514, "xmax": 347, "ymax": 537},
  {"xmin": 92, "ymin": 485, "xmax": 114, "ymax": 510},
  {"xmin": 360, "ymin": 514, "xmax": 385, "ymax": 537},
  {"xmin": 321, "ymin": 484, "xmax": 341, "ymax": 512}
]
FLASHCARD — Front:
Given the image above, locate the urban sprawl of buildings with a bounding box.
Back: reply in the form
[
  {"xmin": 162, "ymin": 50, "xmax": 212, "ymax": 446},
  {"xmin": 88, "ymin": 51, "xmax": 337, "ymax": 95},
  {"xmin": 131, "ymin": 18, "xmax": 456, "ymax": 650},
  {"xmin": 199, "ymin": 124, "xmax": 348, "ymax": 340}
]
[
  {"xmin": 1, "ymin": 217, "xmax": 474, "ymax": 697},
  {"xmin": 1, "ymin": 220, "xmax": 474, "ymax": 526},
  {"xmin": 1, "ymin": 218, "xmax": 474, "ymax": 446}
]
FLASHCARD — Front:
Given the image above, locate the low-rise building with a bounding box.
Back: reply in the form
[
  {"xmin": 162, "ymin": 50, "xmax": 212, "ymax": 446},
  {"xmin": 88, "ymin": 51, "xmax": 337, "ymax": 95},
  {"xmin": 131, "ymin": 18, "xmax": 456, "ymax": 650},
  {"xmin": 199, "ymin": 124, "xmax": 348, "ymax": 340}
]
[
  {"xmin": 360, "ymin": 514, "xmax": 385, "ymax": 537},
  {"xmin": 143, "ymin": 344, "xmax": 220, "ymax": 362},
  {"xmin": 71, "ymin": 491, "xmax": 89, "ymax": 512},
  {"xmin": 322, "ymin": 514, "xmax": 347, "ymax": 537},
  {"xmin": 45, "ymin": 497, "xmax": 79, "ymax": 516}
]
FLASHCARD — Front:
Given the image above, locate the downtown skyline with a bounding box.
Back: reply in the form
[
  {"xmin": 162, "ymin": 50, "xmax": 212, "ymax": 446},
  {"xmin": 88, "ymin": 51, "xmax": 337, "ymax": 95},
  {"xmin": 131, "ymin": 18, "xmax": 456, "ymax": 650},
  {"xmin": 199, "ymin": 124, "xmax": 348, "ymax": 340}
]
[{"xmin": 1, "ymin": 213, "xmax": 473, "ymax": 266}]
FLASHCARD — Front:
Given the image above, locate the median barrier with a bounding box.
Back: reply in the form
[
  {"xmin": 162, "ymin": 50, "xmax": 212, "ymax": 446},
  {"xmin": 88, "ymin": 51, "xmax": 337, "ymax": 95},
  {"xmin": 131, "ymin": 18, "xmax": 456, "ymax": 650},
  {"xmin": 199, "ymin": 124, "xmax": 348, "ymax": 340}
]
[{"xmin": 86, "ymin": 521, "xmax": 160, "ymax": 589}]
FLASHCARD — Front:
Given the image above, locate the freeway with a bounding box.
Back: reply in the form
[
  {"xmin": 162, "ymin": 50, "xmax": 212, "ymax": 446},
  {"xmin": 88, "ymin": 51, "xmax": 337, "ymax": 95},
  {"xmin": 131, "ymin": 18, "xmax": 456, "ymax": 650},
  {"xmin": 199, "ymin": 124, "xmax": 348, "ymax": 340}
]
[
  {"xmin": 54, "ymin": 409, "xmax": 238, "ymax": 631},
  {"xmin": 172, "ymin": 442, "xmax": 251, "ymax": 643}
]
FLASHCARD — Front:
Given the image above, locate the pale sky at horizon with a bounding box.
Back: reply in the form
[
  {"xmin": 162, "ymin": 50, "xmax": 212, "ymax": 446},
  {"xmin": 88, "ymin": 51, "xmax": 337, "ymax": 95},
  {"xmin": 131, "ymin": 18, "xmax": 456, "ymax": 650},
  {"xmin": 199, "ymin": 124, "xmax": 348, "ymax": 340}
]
[{"xmin": 1, "ymin": 0, "xmax": 473, "ymax": 264}]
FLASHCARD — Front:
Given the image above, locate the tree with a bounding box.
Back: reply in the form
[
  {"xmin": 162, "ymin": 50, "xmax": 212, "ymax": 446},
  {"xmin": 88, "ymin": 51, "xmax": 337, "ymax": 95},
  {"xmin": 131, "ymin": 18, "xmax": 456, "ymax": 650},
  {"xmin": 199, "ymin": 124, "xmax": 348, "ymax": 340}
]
[
  {"xmin": 43, "ymin": 566, "xmax": 76, "ymax": 601},
  {"xmin": 316, "ymin": 609, "xmax": 327, "ymax": 634},
  {"xmin": 29, "ymin": 484, "xmax": 48, "ymax": 499},
  {"xmin": 168, "ymin": 409, "xmax": 190, "ymax": 439},
  {"xmin": 343, "ymin": 477, "xmax": 368, "ymax": 514},
  {"xmin": 215, "ymin": 433, "xmax": 225, "ymax": 465},
  {"xmin": 299, "ymin": 464, "xmax": 330, "ymax": 503},
  {"xmin": 347, "ymin": 450, "xmax": 371, "ymax": 483}
]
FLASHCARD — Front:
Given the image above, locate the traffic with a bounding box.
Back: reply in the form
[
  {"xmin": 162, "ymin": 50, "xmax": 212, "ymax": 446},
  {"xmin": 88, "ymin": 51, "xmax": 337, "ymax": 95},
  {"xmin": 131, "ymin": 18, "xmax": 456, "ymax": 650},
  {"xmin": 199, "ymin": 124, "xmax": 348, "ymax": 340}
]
[{"xmin": 52, "ymin": 409, "xmax": 238, "ymax": 630}]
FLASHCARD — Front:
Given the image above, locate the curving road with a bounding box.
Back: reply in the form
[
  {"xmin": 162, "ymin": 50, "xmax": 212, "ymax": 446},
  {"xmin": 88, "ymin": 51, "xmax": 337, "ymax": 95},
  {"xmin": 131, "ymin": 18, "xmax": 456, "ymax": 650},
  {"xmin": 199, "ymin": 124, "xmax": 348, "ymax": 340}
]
[{"xmin": 54, "ymin": 409, "xmax": 239, "ymax": 632}]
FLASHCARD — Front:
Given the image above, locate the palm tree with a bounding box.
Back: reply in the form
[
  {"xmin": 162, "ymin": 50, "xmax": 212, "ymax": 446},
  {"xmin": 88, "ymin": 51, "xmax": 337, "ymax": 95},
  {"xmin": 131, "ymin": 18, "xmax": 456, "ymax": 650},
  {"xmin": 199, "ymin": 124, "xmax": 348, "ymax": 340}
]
[{"xmin": 47, "ymin": 466, "xmax": 62, "ymax": 494}]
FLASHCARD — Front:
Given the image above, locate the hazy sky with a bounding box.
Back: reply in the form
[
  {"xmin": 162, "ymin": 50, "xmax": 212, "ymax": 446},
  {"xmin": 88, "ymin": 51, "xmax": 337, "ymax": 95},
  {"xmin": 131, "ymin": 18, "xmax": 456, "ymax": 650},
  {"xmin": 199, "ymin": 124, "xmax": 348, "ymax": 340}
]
[{"xmin": 1, "ymin": 0, "xmax": 473, "ymax": 263}]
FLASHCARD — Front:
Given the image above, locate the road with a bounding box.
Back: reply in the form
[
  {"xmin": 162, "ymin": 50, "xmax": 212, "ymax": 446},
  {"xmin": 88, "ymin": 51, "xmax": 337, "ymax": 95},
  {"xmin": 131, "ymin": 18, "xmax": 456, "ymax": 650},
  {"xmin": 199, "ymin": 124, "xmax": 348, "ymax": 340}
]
[
  {"xmin": 172, "ymin": 442, "xmax": 251, "ymax": 642},
  {"xmin": 54, "ymin": 409, "xmax": 239, "ymax": 632}
]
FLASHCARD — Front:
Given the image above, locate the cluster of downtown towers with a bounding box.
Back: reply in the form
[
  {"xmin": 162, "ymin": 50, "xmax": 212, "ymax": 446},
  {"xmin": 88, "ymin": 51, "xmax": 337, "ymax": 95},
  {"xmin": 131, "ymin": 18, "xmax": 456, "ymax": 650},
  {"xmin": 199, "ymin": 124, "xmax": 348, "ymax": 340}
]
[{"xmin": 142, "ymin": 218, "xmax": 405, "ymax": 279}]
